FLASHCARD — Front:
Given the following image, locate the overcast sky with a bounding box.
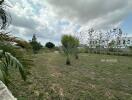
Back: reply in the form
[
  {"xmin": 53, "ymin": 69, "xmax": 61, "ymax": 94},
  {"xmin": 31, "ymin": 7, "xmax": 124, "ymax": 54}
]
[{"xmin": 5, "ymin": 0, "xmax": 132, "ymax": 45}]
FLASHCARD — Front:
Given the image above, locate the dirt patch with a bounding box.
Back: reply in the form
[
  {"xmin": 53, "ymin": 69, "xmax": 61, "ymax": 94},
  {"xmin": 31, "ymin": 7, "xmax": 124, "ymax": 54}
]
[
  {"xmin": 49, "ymin": 66, "xmax": 62, "ymax": 78},
  {"xmin": 51, "ymin": 84, "xmax": 64, "ymax": 96}
]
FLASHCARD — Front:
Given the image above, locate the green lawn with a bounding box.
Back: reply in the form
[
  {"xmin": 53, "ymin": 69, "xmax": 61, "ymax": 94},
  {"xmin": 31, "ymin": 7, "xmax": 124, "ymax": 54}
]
[{"xmin": 9, "ymin": 52, "xmax": 132, "ymax": 100}]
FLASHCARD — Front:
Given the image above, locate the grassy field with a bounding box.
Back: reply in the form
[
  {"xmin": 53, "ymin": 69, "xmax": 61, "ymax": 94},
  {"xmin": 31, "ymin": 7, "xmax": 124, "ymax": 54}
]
[{"xmin": 8, "ymin": 52, "xmax": 132, "ymax": 100}]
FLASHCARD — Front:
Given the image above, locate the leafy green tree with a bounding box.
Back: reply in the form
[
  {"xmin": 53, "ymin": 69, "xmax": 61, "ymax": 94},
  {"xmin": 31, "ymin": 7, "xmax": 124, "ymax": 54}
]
[
  {"xmin": 45, "ymin": 42, "xmax": 55, "ymax": 49},
  {"xmin": 30, "ymin": 34, "xmax": 43, "ymax": 53},
  {"xmin": 61, "ymin": 35, "xmax": 79, "ymax": 65}
]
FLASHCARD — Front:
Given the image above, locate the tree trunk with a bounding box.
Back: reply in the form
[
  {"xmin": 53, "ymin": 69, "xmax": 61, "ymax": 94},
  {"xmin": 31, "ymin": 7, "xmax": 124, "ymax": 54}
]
[
  {"xmin": 66, "ymin": 55, "xmax": 71, "ymax": 65},
  {"xmin": 75, "ymin": 54, "xmax": 79, "ymax": 59}
]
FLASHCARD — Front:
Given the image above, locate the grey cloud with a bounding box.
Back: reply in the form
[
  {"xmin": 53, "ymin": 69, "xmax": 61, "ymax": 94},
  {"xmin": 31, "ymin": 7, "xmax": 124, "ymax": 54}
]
[
  {"xmin": 47, "ymin": 0, "xmax": 132, "ymax": 28},
  {"xmin": 10, "ymin": 25, "xmax": 61, "ymax": 45},
  {"xmin": 6, "ymin": 0, "xmax": 132, "ymax": 46},
  {"xmin": 10, "ymin": 13, "xmax": 38, "ymax": 29}
]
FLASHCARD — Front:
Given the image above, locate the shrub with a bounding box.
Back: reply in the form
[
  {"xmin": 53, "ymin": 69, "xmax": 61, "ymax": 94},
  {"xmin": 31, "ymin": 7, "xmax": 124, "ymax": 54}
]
[
  {"xmin": 29, "ymin": 34, "xmax": 43, "ymax": 53},
  {"xmin": 45, "ymin": 42, "xmax": 55, "ymax": 49}
]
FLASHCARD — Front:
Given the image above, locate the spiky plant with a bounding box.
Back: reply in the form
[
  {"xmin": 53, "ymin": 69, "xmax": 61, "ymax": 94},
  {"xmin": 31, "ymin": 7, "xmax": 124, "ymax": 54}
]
[
  {"xmin": 61, "ymin": 35, "xmax": 80, "ymax": 65},
  {"xmin": 0, "ymin": 0, "xmax": 31, "ymax": 85},
  {"xmin": 0, "ymin": 32, "xmax": 32, "ymax": 85},
  {"xmin": 72, "ymin": 37, "xmax": 79, "ymax": 59},
  {"xmin": 0, "ymin": 50, "xmax": 26, "ymax": 84},
  {"xmin": 0, "ymin": 0, "xmax": 11, "ymax": 29}
]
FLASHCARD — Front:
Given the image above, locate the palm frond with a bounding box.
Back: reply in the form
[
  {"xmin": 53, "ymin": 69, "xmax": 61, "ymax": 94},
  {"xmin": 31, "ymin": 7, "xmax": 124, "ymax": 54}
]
[
  {"xmin": 0, "ymin": 42, "xmax": 32, "ymax": 67},
  {"xmin": 0, "ymin": 0, "xmax": 4, "ymax": 5},
  {"xmin": 0, "ymin": 32, "xmax": 15, "ymax": 41},
  {"xmin": 0, "ymin": 32, "xmax": 32, "ymax": 50},
  {"xmin": 5, "ymin": 52, "xmax": 26, "ymax": 81},
  {"xmin": 0, "ymin": 68, "xmax": 10, "ymax": 85},
  {"xmin": 0, "ymin": 69, "xmax": 4, "ymax": 82},
  {"xmin": 0, "ymin": 0, "xmax": 11, "ymax": 29},
  {"xmin": 0, "ymin": 50, "xmax": 26, "ymax": 84},
  {"xmin": 0, "ymin": 0, "xmax": 28, "ymax": 85}
]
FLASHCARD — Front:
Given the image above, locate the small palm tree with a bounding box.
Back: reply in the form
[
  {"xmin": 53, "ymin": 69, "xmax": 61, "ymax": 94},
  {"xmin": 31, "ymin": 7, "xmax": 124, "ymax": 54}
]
[
  {"xmin": 73, "ymin": 37, "xmax": 79, "ymax": 59},
  {"xmin": 61, "ymin": 35, "xmax": 79, "ymax": 65}
]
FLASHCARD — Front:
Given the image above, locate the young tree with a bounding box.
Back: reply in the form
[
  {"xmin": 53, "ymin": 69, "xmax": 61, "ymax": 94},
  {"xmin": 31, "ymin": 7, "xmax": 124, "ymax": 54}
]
[
  {"xmin": 113, "ymin": 28, "xmax": 122, "ymax": 49},
  {"xmin": 86, "ymin": 28, "xmax": 94, "ymax": 53},
  {"xmin": 30, "ymin": 34, "xmax": 43, "ymax": 53},
  {"xmin": 104, "ymin": 30, "xmax": 112, "ymax": 53},
  {"xmin": 73, "ymin": 32, "xmax": 81, "ymax": 59},
  {"xmin": 73, "ymin": 38, "xmax": 79, "ymax": 59},
  {"xmin": 97, "ymin": 31, "xmax": 104, "ymax": 53},
  {"xmin": 61, "ymin": 35, "xmax": 79, "ymax": 65}
]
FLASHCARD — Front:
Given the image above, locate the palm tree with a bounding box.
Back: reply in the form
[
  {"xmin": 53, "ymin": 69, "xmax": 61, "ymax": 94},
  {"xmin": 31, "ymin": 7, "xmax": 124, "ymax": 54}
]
[
  {"xmin": 61, "ymin": 35, "xmax": 79, "ymax": 65},
  {"xmin": 73, "ymin": 37, "xmax": 79, "ymax": 59},
  {"xmin": 0, "ymin": 32, "xmax": 31, "ymax": 84},
  {"xmin": 0, "ymin": 0, "xmax": 29, "ymax": 85},
  {"xmin": 0, "ymin": 0, "xmax": 10, "ymax": 29}
]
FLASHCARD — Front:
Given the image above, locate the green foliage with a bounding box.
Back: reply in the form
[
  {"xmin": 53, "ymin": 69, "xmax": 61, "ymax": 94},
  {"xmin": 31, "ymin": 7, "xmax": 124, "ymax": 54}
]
[
  {"xmin": 0, "ymin": 34, "xmax": 32, "ymax": 85},
  {"xmin": 61, "ymin": 35, "xmax": 78, "ymax": 48},
  {"xmin": 61, "ymin": 35, "xmax": 79, "ymax": 65},
  {"xmin": 0, "ymin": 50, "xmax": 26, "ymax": 85},
  {"xmin": 61, "ymin": 35, "xmax": 79, "ymax": 53},
  {"xmin": 0, "ymin": 0, "xmax": 29, "ymax": 85},
  {"xmin": 45, "ymin": 42, "xmax": 55, "ymax": 49},
  {"xmin": 0, "ymin": 42, "xmax": 32, "ymax": 67},
  {"xmin": 0, "ymin": 32, "xmax": 32, "ymax": 51},
  {"xmin": 0, "ymin": 0, "xmax": 11, "ymax": 29},
  {"xmin": 30, "ymin": 34, "xmax": 43, "ymax": 53},
  {"xmin": 73, "ymin": 38, "xmax": 79, "ymax": 59}
]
